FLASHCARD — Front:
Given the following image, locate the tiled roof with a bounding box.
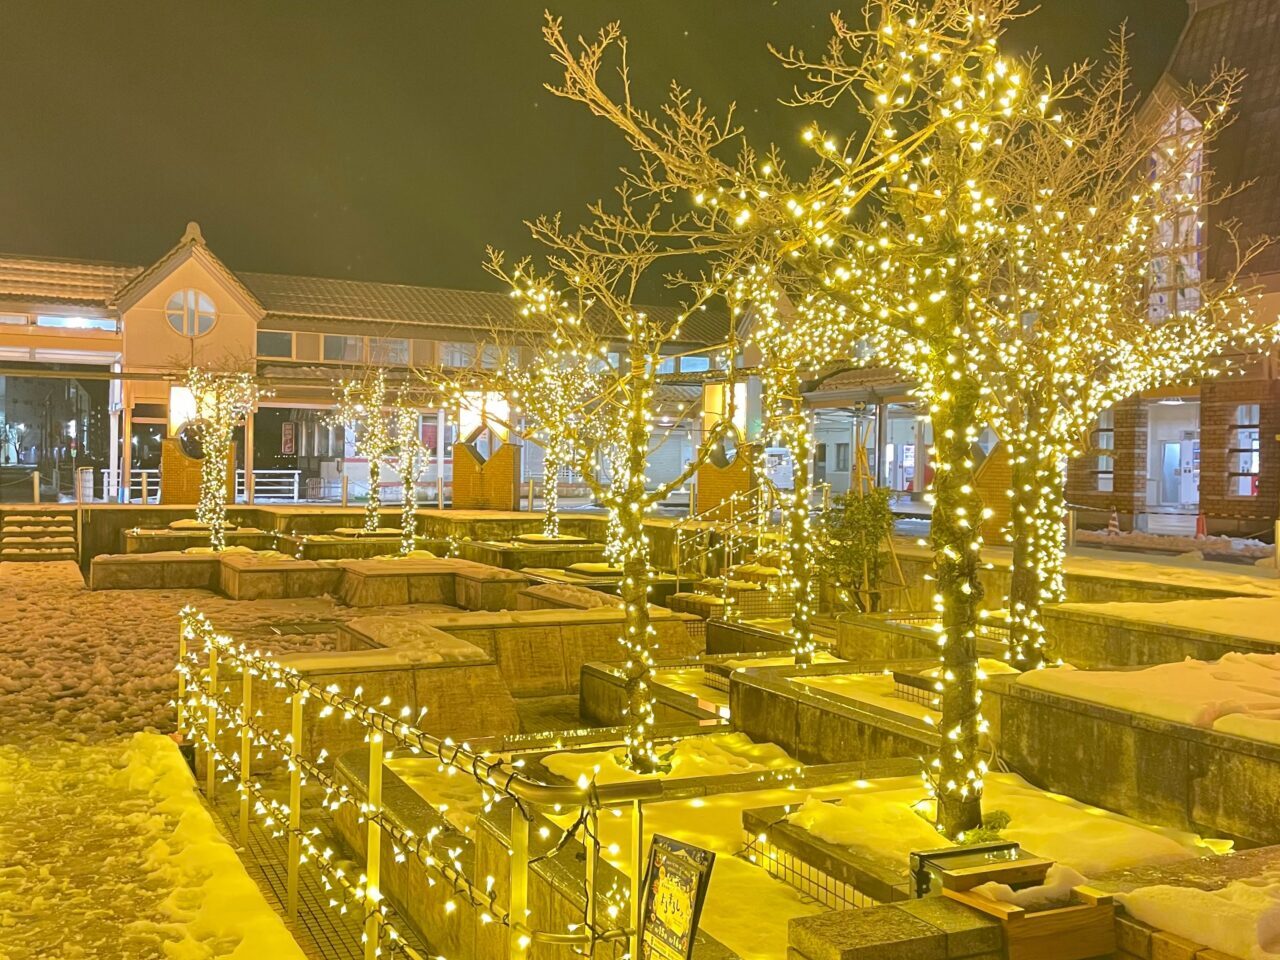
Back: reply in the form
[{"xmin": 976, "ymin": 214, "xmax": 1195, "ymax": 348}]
[
  {"xmin": 0, "ymin": 254, "xmax": 142, "ymax": 307},
  {"xmin": 1167, "ymin": 0, "xmax": 1280, "ymax": 278},
  {"xmin": 239, "ymin": 270, "xmax": 728, "ymax": 346}
]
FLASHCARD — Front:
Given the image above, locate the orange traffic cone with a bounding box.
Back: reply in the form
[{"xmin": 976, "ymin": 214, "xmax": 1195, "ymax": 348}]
[
  {"xmin": 1195, "ymin": 512, "xmax": 1207, "ymax": 539},
  {"xmin": 1107, "ymin": 507, "xmax": 1121, "ymax": 535}
]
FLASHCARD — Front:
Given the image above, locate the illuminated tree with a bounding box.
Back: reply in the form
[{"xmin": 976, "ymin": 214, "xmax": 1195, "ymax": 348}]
[
  {"xmin": 498, "ymin": 197, "xmax": 735, "ymax": 771},
  {"xmin": 185, "ymin": 367, "xmax": 258, "ymax": 552},
  {"xmin": 486, "ymin": 253, "xmax": 611, "ymax": 540},
  {"xmin": 331, "ymin": 369, "xmax": 392, "ymax": 533},
  {"xmin": 972, "ymin": 41, "xmax": 1270, "ymax": 669},
  {"xmin": 388, "ymin": 403, "xmax": 430, "ymax": 555},
  {"xmin": 544, "ymin": 0, "xmax": 1027, "ymax": 835}
]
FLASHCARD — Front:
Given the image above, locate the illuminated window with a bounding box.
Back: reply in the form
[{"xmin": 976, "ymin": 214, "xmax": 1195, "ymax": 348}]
[
  {"xmin": 165, "ymin": 289, "xmax": 216, "ymax": 336},
  {"xmin": 1227, "ymin": 403, "xmax": 1260, "ymax": 497},
  {"xmin": 1148, "ymin": 106, "xmax": 1204, "ymax": 322},
  {"xmin": 1094, "ymin": 409, "xmax": 1115, "ymax": 493},
  {"xmin": 36, "ymin": 314, "xmax": 118, "ymax": 332}
]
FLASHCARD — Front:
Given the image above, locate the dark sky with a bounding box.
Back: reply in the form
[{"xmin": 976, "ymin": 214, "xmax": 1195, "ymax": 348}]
[{"xmin": 0, "ymin": 1, "xmax": 1187, "ymax": 290}]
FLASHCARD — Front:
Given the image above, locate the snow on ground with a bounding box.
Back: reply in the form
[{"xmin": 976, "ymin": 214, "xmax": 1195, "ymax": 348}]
[
  {"xmin": 1018, "ymin": 652, "xmax": 1280, "ymax": 742},
  {"xmin": 0, "ymin": 560, "xmax": 453, "ymax": 744},
  {"xmin": 1058, "ymin": 596, "xmax": 1280, "ymax": 647},
  {"xmin": 789, "ymin": 772, "xmax": 1222, "ymax": 878},
  {"xmin": 1119, "ymin": 879, "xmax": 1280, "ymax": 960},
  {"xmin": 0, "ymin": 733, "xmax": 305, "ymax": 959},
  {"xmin": 795, "ymin": 660, "xmax": 1018, "ymax": 724},
  {"xmin": 1077, "ymin": 528, "xmax": 1275, "ymax": 562}
]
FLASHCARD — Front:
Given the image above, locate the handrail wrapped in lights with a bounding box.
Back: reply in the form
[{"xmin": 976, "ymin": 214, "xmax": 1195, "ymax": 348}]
[{"xmin": 176, "ymin": 605, "xmax": 654, "ymax": 960}]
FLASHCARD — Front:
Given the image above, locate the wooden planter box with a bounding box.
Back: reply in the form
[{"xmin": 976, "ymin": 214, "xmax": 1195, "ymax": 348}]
[{"xmin": 943, "ymin": 885, "xmax": 1115, "ymax": 960}]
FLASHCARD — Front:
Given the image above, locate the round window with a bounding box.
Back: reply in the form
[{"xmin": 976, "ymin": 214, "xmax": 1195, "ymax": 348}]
[{"xmin": 165, "ymin": 289, "xmax": 217, "ymax": 336}]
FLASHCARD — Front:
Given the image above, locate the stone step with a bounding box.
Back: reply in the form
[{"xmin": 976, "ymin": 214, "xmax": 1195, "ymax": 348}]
[
  {"xmin": 2, "ymin": 524, "xmax": 74, "ymax": 534},
  {"xmin": 0, "ymin": 535, "xmax": 76, "ymax": 544}
]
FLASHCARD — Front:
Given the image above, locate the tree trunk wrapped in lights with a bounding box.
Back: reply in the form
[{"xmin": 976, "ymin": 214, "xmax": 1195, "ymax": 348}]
[
  {"xmin": 330, "ymin": 370, "xmax": 392, "ymax": 533},
  {"xmin": 389, "ymin": 404, "xmax": 430, "ymax": 556},
  {"xmin": 185, "ymin": 367, "xmax": 259, "ymax": 553}
]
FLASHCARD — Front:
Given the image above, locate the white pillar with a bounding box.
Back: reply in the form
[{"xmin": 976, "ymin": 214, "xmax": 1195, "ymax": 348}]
[
  {"xmin": 120, "ymin": 405, "xmax": 133, "ymax": 503},
  {"xmin": 436, "ymin": 407, "xmax": 447, "ymax": 508},
  {"xmin": 243, "ymin": 409, "xmax": 255, "ymax": 504},
  {"xmin": 108, "ymin": 406, "xmax": 120, "ymax": 502}
]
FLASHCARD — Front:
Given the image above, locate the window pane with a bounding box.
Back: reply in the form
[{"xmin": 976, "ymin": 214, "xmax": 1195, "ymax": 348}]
[
  {"xmin": 680, "ymin": 356, "xmax": 711, "ymax": 373},
  {"xmin": 324, "ymin": 335, "xmax": 364, "ymax": 362},
  {"xmin": 257, "ymin": 330, "xmax": 294, "ymax": 358},
  {"xmin": 370, "ymin": 337, "xmax": 409, "ymax": 365},
  {"xmin": 36, "ymin": 315, "xmax": 118, "ymax": 332},
  {"xmin": 0, "ymin": 313, "xmax": 28, "ymax": 325}
]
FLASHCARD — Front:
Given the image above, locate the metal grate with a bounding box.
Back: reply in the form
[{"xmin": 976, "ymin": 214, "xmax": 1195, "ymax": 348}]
[
  {"xmin": 204, "ymin": 786, "xmax": 430, "ymax": 960},
  {"xmin": 742, "ymin": 831, "xmax": 879, "ymax": 912}
]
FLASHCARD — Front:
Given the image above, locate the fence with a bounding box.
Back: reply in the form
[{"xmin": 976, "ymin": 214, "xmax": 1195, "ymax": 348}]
[{"xmin": 177, "ymin": 607, "xmax": 661, "ymax": 960}]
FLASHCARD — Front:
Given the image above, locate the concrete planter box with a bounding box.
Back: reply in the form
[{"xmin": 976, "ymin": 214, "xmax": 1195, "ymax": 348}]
[
  {"xmin": 580, "ymin": 660, "xmax": 724, "ymax": 727},
  {"xmin": 217, "ymin": 554, "xmax": 344, "ymax": 600},
  {"xmin": 89, "ymin": 551, "xmax": 219, "ymax": 590},
  {"xmin": 984, "ymin": 675, "xmax": 1280, "ymax": 847},
  {"xmin": 1043, "ymin": 604, "xmax": 1280, "ymax": 667},
  {"xmin": 895, "ymin": 551, "xmax": 1268, "ymax": 606},
  {"xmin": 729, "ymin": 662, "xmax": 940, "ymax": 765},
  {"xmin": 275, "ymin": 534, "xmax": 449, "ymax": 561},
  {"xmin": 455, "ymin": 539, "xmax": 609, "ymax": 571},
  {"xmin": 339, "ymin": 606, "xmax": 702, "ymax": 699},
  {"xmin": 335, "ymin": 557, "xmax": 528, "ymax": 609},
  {"xmin": 123, "ymin": 527, "xmax": 275, "ymax": 554}
]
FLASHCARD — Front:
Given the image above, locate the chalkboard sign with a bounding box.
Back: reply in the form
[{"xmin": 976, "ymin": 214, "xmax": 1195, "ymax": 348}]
[{"xmin": 639, "ymin": 835, "xmax": 715, "ymax": 960}]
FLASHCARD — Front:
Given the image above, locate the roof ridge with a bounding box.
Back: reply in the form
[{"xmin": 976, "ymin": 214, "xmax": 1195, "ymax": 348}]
[
  {"xmin": 239, "ymin": 269, "xmax": 512, "ymax": 299},
  {"xmin": 0, "ymin": 250, "xmax": 144, "ymax": 271}
]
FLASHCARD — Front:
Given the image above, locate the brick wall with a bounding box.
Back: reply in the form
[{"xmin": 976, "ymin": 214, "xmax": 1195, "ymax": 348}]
[
  {"xmin": 159, "ymin": 437, "xmax": 233, "ymax": 505},
  {"xmin": 695, "ymin": 447, "xmax": 757, "ymax": 519},
  {"xmin": 451, "ymin": 441, "xmax": 522, "ymax": 511},
  {"xmin": 1066, "ymin": 397, "xmax": 1148, "ymax": 525},
  {"xmin": 1199, "ymin": 377, "xmax": 1279, "ymax": 526}
]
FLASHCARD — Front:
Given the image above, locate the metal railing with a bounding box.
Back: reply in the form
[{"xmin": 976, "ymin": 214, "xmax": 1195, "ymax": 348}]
[
  {"xmin": 177, "ymin": 607, "xmax": 663, "ymax": 960},
  {"xmin": 234, "ymin": 469, "xmax": 302, "ymax": 502},
  {"xmin": 101, "ymin": 467, "xmax": 162, "ymax": 503}
]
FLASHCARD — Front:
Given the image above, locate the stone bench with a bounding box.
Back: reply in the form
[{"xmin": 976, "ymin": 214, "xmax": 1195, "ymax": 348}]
[
  {"xmin": 339, "ymin": 606, "xmax": 703, "ymax": 698},
  {"xmin": 89, "ymin": 551, "xmax": 220, "ymax": 590},
  {"xmin": 217, "ymin": 553, "xmax": 344, "ymax": 600},
  {"xmin": 455, "ymin": 538, "xmax": 609, "ymax": 571},
  {"xmin": 335, "ymin": 557, "xmax": 528, "ymax": 609}
]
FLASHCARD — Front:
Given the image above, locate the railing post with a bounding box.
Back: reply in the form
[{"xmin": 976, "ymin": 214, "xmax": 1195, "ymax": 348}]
[
  {"xmin": 1066, "ymin": 508, "xmax": 1077, "ymax": 549},
  {"xmin": 31, "ymin": 470, "xmax": 39, "ymax": 503},
  {"xmin": 342, "ymin": 473, "xmax": 350, "ymax": 508},
  {"xmin": 287, "ymin": 692, "xmax": 304, "ymax": 921},
  {"xmin": 177, "ymin": 621, "xmax": 187, "ymax": 738},
  {"xmin": 205, "ymin": 645, "xmax": 219, "ymax": 798},
  {"xmin": 509, "ymin": 804, "xmax": 529, "ymax": 958},
  {"xmin": 629, "ymin": 799, "xmax": 644, "ymax": 960},
  {"xmin": 583, "ymin": 807, "xmax": 598, "ymax": 950},
  {"xmin": 364, "ymin": 730, "xmax": 384, "ymax": 960},
  {"xmin": 141, "ymin": 471, "xmax": 149, "ymax": 505},
  {"xmin": 293, "ymin": 472, "xmax": 300, "ymax": 502},
  {"xmin": 239, "ymin": 665, "xmax": 252, "ymax": 847}
]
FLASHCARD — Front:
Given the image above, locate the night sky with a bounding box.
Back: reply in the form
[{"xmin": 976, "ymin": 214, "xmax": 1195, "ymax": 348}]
[{"xmin": 0, "ymin": 1, "xmax": 1186, "ymax": 291}]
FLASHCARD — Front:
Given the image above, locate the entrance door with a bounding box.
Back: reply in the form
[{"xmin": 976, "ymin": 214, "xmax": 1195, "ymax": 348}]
[{"xmin": 1159, "ymin": 440, "xmax": 1199, "ymax": 506}]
